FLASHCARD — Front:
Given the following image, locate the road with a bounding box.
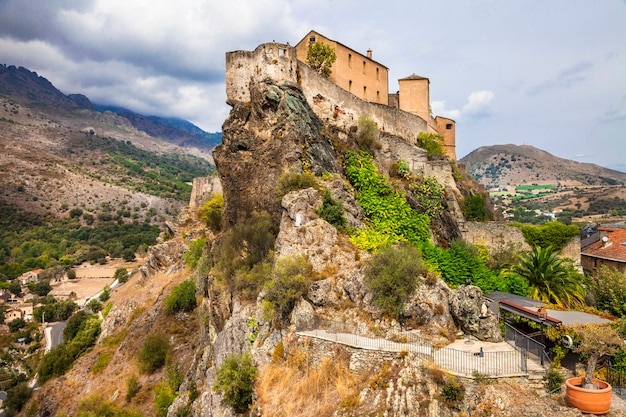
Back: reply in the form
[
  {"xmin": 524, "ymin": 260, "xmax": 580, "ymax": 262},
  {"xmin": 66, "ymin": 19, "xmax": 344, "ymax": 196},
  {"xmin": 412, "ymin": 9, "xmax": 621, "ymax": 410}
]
[{"xmin": 45, "ymin": 321, "xmax": 67, "ymax": 353}]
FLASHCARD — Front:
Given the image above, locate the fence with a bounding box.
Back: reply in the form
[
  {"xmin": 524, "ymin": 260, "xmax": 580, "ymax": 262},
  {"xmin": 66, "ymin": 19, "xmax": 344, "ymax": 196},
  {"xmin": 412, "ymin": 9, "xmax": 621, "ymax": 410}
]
[
  {"xmin": 297, "ymin": 317, "xmax": 530, "ymax": 378},
  {"xmin": 605, "ymin": 364, "xmax": 626, "ymax": 397},
  {"xmin": 504, "ymin": 323, "xmax": 551, "ymax": 367}
]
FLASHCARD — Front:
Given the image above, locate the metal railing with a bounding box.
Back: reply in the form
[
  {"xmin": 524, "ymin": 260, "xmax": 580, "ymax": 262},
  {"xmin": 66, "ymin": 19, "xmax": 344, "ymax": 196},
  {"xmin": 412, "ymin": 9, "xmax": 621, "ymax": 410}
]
[
  {"xmin": 297, "ymin": 316, "xmax": 530, "ymax": 378},
  {"xmin": 504, "ymin": 322, "xmax": 551, "ymax": 367},
  {"xmin": 605, "ymin": 364, "xmax": 626, "ymax": 397}
]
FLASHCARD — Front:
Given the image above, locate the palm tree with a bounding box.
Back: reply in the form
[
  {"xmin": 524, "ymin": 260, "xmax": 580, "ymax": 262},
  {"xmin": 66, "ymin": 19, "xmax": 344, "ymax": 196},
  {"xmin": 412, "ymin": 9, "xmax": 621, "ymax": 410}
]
[{"xmin": 513, "ymin": 246, "xmax": 585, "ymax": 307}]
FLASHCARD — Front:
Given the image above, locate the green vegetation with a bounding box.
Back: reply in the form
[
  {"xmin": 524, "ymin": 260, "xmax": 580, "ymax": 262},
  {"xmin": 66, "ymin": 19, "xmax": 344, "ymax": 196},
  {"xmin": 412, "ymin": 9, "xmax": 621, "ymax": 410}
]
[
  {"xmin": 588, "ymin": 266, "xmax": 626, "ymax": 317},
  {"xmin": 3, "ymin": 382, "xmax": 33, "ymax": 417},
  {"xmin": 410, "ymin": 176, "xmax": 445, "ymax": 218},
  {"xmin": 262, "ymin": 256, "xmax": 314, "ymax": 322},
  {"xmin": 277, "ymin": 171, "xmax": 319, "ymax": 197},
  {"xmin": 76, "ymin": 394, "xmax": 142, "ymax": 417},
  {"xmin": 137, "ymin": 333, "xmax": 170, "ymax": 374},
  {"xmin": 543, "ymin": 367, "xmax": 565, "ymax": 392},
  {"xmin": 38, "ymin": 313, "xmax": 101, "ymax": 383},
  {"xmin": 198, "ymin": 192, "xmax": 224, "ymax": 233},
  {"xmin": 516, "ymin": 185, "xmax": 555, "ymax": 191},
  {"xmin": 213, "ymin": 353, "xmax": 258, "ymax": 413},
  {"xmin": 68, "ymin": 134, "xmax": 214, "ymax": 201},
  {"xmin": 0, "ymin": 210, "xmax": 159, "ymax": 278},
  {"xmin": 512, "ymin": 246, "xmax": 585, "ymax": 307},
  {"xmin": 183, "ymin": 237, "xmax": 206, "ymax": 269},
  {"xmin": 316, "ymin": 190, "xmax": 346, "ymax": 229},
  {"xmin": 126, "ymin": 374, "xmax": 141, "ymax": 403},
  {"xmin": 515, "ymin": 221, "xmax": 580, "ymax": 251},
  {"xmin": 416, "ymin": 132, "xmax": 445, "ymax": 158},
  {"xmin": 364, "ymin": 244, "xmax": 427, "ymax": 318},
  {"xmin": 356, "ymin": 115, "xmax": 379, "ymax": 152},
  {"xmin": 166, "ymin": 279, "xmax": 197, "ymax": 314},
  {"xmin": 306, "ymin": 41, "xmax": 337, "ymax": 78},
  {"xmin": 154, "ymin": 381, "xmax": 176, "ymax": 417},
  {"xmin": 462, "ymin": 193, "xmax": 492, "ymax": 221},
  {"xmin": 114, "ymin": 267, "xmax": 129, "ymax": 283}
]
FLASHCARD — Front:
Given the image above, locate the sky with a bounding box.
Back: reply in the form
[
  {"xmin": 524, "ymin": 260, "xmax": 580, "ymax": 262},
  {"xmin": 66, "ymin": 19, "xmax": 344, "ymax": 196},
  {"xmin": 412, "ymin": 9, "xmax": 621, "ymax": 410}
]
[{"xmin": 1, "ymin": 0, "xmax": 625, "ymax": 171}]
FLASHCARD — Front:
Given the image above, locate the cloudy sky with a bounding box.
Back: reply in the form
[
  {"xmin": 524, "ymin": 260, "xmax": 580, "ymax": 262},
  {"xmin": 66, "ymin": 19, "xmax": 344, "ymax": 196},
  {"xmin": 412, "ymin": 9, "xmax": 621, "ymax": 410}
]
[{"xmin": 1, "ymin": 0, "xmax": 625, "ymax": 171}]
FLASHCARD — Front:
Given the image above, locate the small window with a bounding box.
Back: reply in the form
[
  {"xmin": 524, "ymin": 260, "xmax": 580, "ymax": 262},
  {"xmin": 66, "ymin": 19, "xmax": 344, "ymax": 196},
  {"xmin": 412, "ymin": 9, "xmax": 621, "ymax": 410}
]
[
  {"xmin": 363, "ymin": 61, "xmax": 366, "ymax": 74},
  {"xmin": 363, "ymin": 86, "xmax": 367, "ymax": 99},
  {"xmin": 446, "ymin": 123, "xmax": 453, "ymax": 130},
  {"xmin": 349, "ymin": 80, "xmax": 352, "ymax": 93},
  {"xmin": 309, "ymin": 35, "xmax": 316, "ymax": 43},
  {"xmin": 376, "ymin": 67, "xmax": 379, "ymax": 80},
  {"xmin": 348, "ymin": 54, "xmax": 352, "ymax": 68},
  {"xmin": 278, "ymin": 49, "xmax": 285, "ymax": 57},
  {"xmin": 376, "ymin": 91, "xmax": 380, "ymax": 101}
]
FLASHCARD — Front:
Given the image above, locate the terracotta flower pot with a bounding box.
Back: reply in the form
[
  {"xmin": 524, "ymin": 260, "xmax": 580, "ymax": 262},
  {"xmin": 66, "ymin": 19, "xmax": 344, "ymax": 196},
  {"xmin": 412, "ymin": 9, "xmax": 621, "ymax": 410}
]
[{"xmin": 565, "ymin": 377, "xmax": 612, "ymax": 415}]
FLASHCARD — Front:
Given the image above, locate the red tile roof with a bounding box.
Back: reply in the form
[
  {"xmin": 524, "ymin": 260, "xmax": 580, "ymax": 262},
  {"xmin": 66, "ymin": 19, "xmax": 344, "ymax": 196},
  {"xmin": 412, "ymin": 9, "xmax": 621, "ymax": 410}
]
[{"xmin": 582, "ymin": 228, "xmax": 626, "ymax": 262}]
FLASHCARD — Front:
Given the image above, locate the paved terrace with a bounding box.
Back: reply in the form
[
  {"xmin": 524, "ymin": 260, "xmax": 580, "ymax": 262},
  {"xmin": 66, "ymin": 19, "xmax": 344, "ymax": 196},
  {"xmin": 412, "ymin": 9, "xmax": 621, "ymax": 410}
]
[{"xmin": 297, "ymin": 329, "xmax": 545, "ymax": 378}]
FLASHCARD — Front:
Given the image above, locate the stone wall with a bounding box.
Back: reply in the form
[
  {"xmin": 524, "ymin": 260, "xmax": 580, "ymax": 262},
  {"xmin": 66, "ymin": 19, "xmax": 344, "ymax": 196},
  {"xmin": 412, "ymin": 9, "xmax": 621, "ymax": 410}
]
[
  {"xmin": 460, "ymin": 221, "xmax": 531, "ymax": 254},
  {"xmin": 189, "ymin": 176, "xmax": 222, "ymax": 210}
]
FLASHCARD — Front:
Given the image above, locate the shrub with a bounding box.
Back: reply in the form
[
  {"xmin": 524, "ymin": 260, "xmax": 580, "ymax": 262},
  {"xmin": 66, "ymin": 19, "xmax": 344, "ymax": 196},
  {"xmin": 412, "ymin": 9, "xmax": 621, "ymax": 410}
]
[
  {"xmin": 87, "ymin": 298, "xmax": 102, "ymax": 313},
  {"xmin": 213, "ymin": 353, "xmax": 258, "ymax": 413},
  {"xmin": 262, "ymin": 256, "xmax": 314, "ymax": 322},
  {"xmin": 77, "ymin": 394, "xmax": 142, "ymax": 417},
  {"xmin": 441, "ymin": 377, "xmax": 465, "ymax": 407},
  {"xmin": 3, "ymin": 382, "xmax": 33, "ymax": 416},
  {"xmin": 154, "ymin": 382, "xmax": 176, "ymax": 417},
  {"xmin": 114, "ymin": 267, "xmax": 129, "ymax": 283},
  {"xmin": 137, "ymin": 333, "xmax": 170, "ymax": 373},
  {"xmin": 126, "ymin": 374, "xmax": 141, "ymax": 403},
  {"xmin": 356, "ymin": 115, "xmax": 379, "ymax": 151},
  {"xmin": 462, "ymin": 193, "xmax": 491, "ymax": 221},
  {"xmin": 410, "ymin": 176, "xmax": 444, "ymax": 218},
  {"xmin": 316, "ymin": 190, "xmax": 346, "ymax": 229},
  {"xmin": 416, "ymin": 132, "xmax": 444, "ymax": 158},
  {"xmin": 8, "ymin": 317, "xmax": 26, "ymax": 333},
  {"xmin": 98, "ymin": 286, "xmax": 110, "ymax": 302},
  {"xmin": 64, "ymin": 310, "xmax": 91, "ymax": 341},
  {"xmin": 590, "ymin": 265, "xmax": 626, "ymax": 317},
  {"xmin": 166, "ymin": 279, "xmax": 196, "ymax": 314},
  {"xmin": 277, "ymin": 171, "xmax": 318, "ymax": 197},
  {"xmin": 364, "ymin": 243, "xmax": 426, "ymax": 318},
  {"xmin": 184, "ymin": 237, "xmax": 206, "ymax": 269},
  {"xmin": 543, "ymin": 367, "xmax": 564, "ymax": 392},
  {"xmin": 517, "ymin": 221, "xmax": 579, "ymax": 252},
  {"xmin": 306, "ymin": 41, "xmax": 337, "ymax": 78},
  {"xmin": 199, "ymin": 192, "xmax": 224, "ymax": 233},
  {"xmin": 92, "ymin": 352, "xmax": 112, "ymax": 374}
]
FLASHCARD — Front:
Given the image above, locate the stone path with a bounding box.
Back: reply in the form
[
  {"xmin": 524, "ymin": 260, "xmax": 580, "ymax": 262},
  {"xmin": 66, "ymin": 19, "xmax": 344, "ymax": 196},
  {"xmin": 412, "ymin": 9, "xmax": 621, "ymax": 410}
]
[{"xmin": 297, "ymin": 330, "xmax": 545, "ymax": 378}]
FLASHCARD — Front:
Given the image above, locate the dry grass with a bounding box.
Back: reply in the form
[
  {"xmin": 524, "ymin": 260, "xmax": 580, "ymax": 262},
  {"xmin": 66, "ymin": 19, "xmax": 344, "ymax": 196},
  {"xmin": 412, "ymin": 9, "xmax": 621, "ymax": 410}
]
[{"xmin": 256, "ymin": 356, "xmax": 363, "ymax": 417}]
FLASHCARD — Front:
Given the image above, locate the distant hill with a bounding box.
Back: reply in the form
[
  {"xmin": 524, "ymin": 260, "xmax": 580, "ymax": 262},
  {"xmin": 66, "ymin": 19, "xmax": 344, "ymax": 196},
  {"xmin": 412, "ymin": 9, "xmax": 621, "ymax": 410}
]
[{"xmin": 460, "ymin": 144, "xmax": 626, "ymax": 188}]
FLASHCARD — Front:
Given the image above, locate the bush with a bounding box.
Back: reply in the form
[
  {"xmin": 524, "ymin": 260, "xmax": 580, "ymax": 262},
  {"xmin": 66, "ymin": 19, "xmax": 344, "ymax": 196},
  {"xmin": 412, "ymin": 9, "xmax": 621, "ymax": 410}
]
[
  {"xmin": 262, "ymin": 256, "xmax": 314, "ymax": 322},
  {"xmin": 416, "ymin": 132, "xmax": 444, "ymax": 158},
  {"xmin": 543, "ymin": 367, "xmax": 564, "ymax": 392},
  {"xmin": 316, "ymin": 190, "xmax": 346, "ymax": 229},
  {"xmin": 306, "ymin": 41, "xmax": 337, "ymax": 77},
  {"xmin": 356, "ymin": 115, "xmax": 379, "ymax": 151},
  {"xmin": 213, "ymin": 353, "xmax": 258, "ymax": 413},
  {"xmin": 99, "ymin": 286, "xmax": 110, "ymax": 302},
  {"xmin": 277, "ymin": 171, "xmax": 318, "ymax": 197},
  {"xmin": 154, "ymin": 382, "xmax": 176, "ymax": 417},
  {"xmin": 8, "ymin": 317, "xmax": 26, "ymax": 333},
  {"xmin": 114, "ymin": 267, "xmax": 129, "ymax": 283},
  {"xmin": 137, "ymin": 333, "xmax": 170, "ymax": 373},
  {"xmin": 165, "ymin": 279, "xmax": 196, "ymax": 314},
  {"xmin": 64, "ymin": 310, "xmax": 91, "ymax": 341},
  {"xmin": 126, "ymin": 374, "xmax": 141, "ymax": 403},
  {"xmin": 86, "ymin": 298, "xmax": 102, "ymax": 313},
  {"xmin": 440, "ymin": 377, "xmax": 465, "ymax": 407},
  {"xmin": 364, "ymin": 243, "xmax": 426, "ymax": 318},
  {"xmin": 518, "ymin": 221, "xmax": 579, "ymax": 252},
  {"xmin": 4, "ymin": 382, "xmax": 33, "ymax": 416},
  {"xmin": 462, "ymin": 193, "xmax": 491, "ymax": 221},
  {"xmin": 184, "ymin": 237, "xmax": 206, "ymax": 269},
  {"xmin": 199, "ymin": 192, "xmax": 224, "ymax": 233},
  {"xmin": 590, "ymin": 266, "xmax": 626, "ymax": 317},
  {"xmin": 77, "ymin": 394, "xmax": 142, "ymax": 417}
]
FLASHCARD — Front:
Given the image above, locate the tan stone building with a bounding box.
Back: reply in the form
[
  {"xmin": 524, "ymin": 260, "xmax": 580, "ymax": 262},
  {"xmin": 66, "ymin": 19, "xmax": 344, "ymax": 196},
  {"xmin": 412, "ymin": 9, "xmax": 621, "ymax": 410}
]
[{"xmin": 295, "ymin": 30, "xmax": 456, "ymax": 160}]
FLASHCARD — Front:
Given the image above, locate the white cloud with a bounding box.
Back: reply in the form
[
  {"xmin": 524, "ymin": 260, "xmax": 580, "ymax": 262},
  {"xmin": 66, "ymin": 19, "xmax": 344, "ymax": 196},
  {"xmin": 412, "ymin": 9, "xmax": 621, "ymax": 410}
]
[{"xmin": 431, "ymin": 90, "xmax": 495, "ymax": 121}]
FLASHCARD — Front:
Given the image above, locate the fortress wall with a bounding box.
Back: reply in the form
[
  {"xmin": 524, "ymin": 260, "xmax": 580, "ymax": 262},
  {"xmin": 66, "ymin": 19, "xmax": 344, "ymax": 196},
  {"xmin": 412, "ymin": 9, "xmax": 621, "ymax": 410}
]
[
  {"xmin": 297, "ymin": 62, "xmax": 428, "ymax": 141},
  {"xmin": 226, "ymin": 43, "xmax": 299, "ymax": 103},
  {"xmin": 460, "ymin": 222, "xmax": 531, "ymax": 254},
  {"xmin": 189, "ymin": 176, "xmax": 222, "ymax": 209}
]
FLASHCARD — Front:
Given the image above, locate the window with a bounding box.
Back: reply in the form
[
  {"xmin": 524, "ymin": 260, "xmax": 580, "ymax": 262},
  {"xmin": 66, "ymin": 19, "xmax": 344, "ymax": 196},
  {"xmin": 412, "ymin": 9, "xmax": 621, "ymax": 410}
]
[
  {"xmin": 278, "ymin": 49, "xmax": 285, "ymax": 57},
  {"xmin": 349, "ymin": 80, "xmax": 352, "ymax": 93},
  {"xmin": 348, "ymin": 54, "xmax": 352, "ymax": 68},
  {"xmin": 446, "ymin": 123, "xmax": 453, "ymax": 130},
  {"xmin": 309, "ymin": 35, "xmax": 316, "ymax": 43},
  {"xmin": 376, "ymin": 68, "xmax": 379, "ymax": 80},
  {"xmin": 363, "ymin": 61, "xmax": 366, "ymax": 74},
  {"xmin": 376, "ymin": 91, "xmax": 380, "ymax": 102},
  {"xmin": 363, "ymin": 86, "xmax": 367, "ymax": 99}
]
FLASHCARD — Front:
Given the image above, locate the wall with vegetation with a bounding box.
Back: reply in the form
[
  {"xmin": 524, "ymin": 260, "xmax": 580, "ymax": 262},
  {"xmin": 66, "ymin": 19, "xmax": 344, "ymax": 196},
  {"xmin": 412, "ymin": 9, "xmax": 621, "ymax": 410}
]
[{"xmin": 460, "ymin": 222, "xmax": 530, "ymax": 254}]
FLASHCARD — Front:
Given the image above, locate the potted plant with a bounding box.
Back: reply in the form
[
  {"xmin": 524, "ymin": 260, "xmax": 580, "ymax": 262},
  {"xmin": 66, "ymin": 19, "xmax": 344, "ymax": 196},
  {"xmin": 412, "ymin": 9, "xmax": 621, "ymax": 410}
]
[{"xmin": 565, "ymin": 323, "xmax": 623, "ymax": 415}]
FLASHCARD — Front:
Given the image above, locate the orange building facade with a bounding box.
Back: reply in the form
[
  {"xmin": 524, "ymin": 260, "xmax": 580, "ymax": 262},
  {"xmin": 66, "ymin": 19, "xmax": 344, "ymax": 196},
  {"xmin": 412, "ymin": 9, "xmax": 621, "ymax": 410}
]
[{"xmin": 295, "ymin": 31, "xmax": 456, "ymax": 160}]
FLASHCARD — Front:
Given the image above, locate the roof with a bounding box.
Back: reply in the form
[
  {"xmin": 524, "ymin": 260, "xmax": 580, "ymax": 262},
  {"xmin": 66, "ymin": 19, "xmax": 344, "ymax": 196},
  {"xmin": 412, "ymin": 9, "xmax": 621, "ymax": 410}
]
[
  {"xmin": 296, "ymin": 30, "xmax": 389, "ymax": 69},
  {"xmin": 399, "ymin": 73, "xmax": 429, "ymax": 81},
  {"xmin": 485, "ymin": 291, "xmax": 612, "ymax": 327},
  {"xmin": 581, "ymin": 228, "xmax": 626, "ymax": 263}
]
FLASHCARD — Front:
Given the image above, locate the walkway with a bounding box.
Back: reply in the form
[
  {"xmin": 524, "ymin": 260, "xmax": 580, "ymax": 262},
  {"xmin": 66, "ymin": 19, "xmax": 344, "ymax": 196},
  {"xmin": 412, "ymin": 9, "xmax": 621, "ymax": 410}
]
[{"xmin": 297, "ymin": 329, "xmax": 545, "ymax": 378}]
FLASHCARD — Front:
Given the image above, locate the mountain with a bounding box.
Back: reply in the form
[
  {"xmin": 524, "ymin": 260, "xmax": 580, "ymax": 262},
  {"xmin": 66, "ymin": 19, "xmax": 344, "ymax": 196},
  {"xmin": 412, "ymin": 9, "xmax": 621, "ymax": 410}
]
[
  {"xmin": 460, "ymin": 144, "xmax": 626, "ymax": 188},
  {"xmin": 0, "ymin": 64, "xmax": 215, "ymax": 225}
]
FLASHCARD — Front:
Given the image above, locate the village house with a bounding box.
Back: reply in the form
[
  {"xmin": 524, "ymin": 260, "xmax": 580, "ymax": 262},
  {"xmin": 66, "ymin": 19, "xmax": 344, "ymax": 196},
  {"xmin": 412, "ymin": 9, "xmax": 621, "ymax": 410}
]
[
  {"xmin": 581, "ymin": 227, "xmax": 626, "ymax": 276},
  {"xmin": 4, "ymin": 307, "xmax": 24, "ymax": 323},
  {"xmin": 294, "ymin": 30, "xmax": 456, "ymax": 159},
  {"xmin": 17, "ymin": 269, "xmax": 43, "ymax": 286}
]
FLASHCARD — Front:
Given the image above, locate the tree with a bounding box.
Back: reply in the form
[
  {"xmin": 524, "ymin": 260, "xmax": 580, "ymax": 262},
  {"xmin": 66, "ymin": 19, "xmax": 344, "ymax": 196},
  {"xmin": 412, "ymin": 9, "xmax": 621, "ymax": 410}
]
[
  {"xmin": 512, "ymin": 246, "xmax": 585, "ymax": 307},
  {"xmin": 165, "ymin": 279, "xmax": 196, "ymax": 314},
  {"xmin": 99, "ymin": 286, "xmax": 110, "ymax": 302},
  {"xmin": 198, "ymin": 192, "xmax": 224, "ymax": 233},
  {"xmin": 137, "ymin": 333, "xmax": 169, "ymax": 373},
  {"xmin": 589, "ymin": 265, "xmax": 626, "ymax": 317},
  {"xmin": 114, "ymin": 267, "xmax": 129, "ymax": 284},
  {"xmin": 571, "ymin": 324, "xmax": 623, "ymax": 388},
  {"xmin": 67, "ymin": 269, "xmax": 77, "ymax": 280},
  {"xmin": 306, "ymin": 41, "xmax": 336, "ymax": 78},
  {"xmin": 213, "ymin": 353, "xmax": 257, "ymax": 413},
  {"xmin": 463, "ymin": 194, "xmax": 491, "ymax": 221}
]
